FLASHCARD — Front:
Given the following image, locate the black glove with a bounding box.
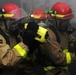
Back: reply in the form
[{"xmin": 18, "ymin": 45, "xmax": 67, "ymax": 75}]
[
  {"xmin": 22, "ymin": 21, "xmax": 48, "ymax": 48},
  {"xmin": 22, "ymin": 21, "xmax": 39, "ymax": 47}
]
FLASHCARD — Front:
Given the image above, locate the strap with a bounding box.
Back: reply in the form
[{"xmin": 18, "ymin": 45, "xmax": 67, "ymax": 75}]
[
  {"xmin": 0, "ymin": 27, "xmax": 10, "ymax": 45},
  {"xmin": 49, "ymin": 25, "xmax": 60, "ymax": 44}
]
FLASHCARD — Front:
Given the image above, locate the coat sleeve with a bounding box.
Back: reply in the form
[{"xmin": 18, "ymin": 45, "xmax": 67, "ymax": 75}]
[
  {"xmin": 0, "ymin": 42, "xmax": 29, "ymax": 66},
  {"xmin": 40, "ymin": 28, "xmax": 76, "ymax": 66}
]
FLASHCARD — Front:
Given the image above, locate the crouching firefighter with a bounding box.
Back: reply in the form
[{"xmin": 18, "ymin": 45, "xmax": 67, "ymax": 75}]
[
  {"xmin": 9, "ymin": 18, "xmax": 49, "ymax": 75},
  {"xmin": 34, "ymin": 2, "xmax": 76, "ymax": 75},
  {"xmin": 0, "ymin": 3, "xmax": 49, "ymax": 75}
]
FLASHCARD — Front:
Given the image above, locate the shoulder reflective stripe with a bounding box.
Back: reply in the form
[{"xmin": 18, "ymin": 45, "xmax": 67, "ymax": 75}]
[
  {"xmin": 44, "ymin": 66, "xmax": 55, "ymax": 71},
  {"xmin": 14, "ymin": 44, "xmax": 27, "ymax": 58},
  {"xmin": 44, "ymin": 67, "xmax": 48, "ymax": 71},
  {"xmin": 62, "ymin": 66, "xmax": 68, "ymax": 70},
  {"xmin": 63, "ymin": 49, "xmax": 68, "ymax": 53},
  {"xmin": 66, "ymin": 52, "xmax": 71, "ymax": 64},
  {"xmin": 24, "ymin": 23, "xmax": 28, "ymax": 29},
  {"xmin": 44, "ymin": 66, "xmax": 68, "ymax": 71}
]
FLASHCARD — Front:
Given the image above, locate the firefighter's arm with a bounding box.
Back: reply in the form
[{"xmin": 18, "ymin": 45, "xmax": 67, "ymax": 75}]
[
  {"xmin": 0, "ymin": 42, "xmax": 29, "ymax": 66},
  {"xmin": 0, "ymin": 21, "xmax": 48, "ymax": 66},
  {"xmin": 40, "ymin": 28, "xmax": 76, "ymax": 66}
]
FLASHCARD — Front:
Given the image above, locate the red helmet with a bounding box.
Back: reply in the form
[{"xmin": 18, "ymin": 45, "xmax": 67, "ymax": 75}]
[
  {"xmin": 51, "ymin": 2, "xmax": 74, "ymax": 19},
  {"xmin": 31, "ymin": 8, "xmax": 48, "ymax": 19},
  {"xmin": 1, "ymin": 3, "xmax": 22, "ymax": 19}
]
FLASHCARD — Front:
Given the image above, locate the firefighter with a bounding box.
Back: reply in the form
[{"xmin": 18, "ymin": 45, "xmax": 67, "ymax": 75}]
[
  {"xmin": 0, "ymin": 3, "xmax": 29, "ymax": 75},
  {"xmin": 0, "ymin": 3, "xmax": 48, "ymax": 75},
  {"xmin": 30, "ymin": 8, "xmax": 50, "ymax": 28},
  {"xmin": 36, "ymin": 2, "xmax": 76, "ymax": 75},
  {"xmin": 15, "ymin": 8, "xmax": 50, "ymax": 75}
]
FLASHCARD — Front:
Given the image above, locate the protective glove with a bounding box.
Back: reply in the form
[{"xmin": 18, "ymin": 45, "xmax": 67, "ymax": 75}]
[{"xmin": 22, "ymin": 21, "xmax": 48, "ymax": 47}]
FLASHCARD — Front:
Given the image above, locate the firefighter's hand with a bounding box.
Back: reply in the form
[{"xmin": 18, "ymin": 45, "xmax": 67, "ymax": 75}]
[{"xmin": 22, "ymin": 21, "xmax": 48, "ymax": 47}]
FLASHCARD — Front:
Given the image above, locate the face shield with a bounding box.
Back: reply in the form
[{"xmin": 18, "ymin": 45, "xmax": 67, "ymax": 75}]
[
  {"xmin": 32, "ymin": 18, "xmax": 50, "ymax": 28},
  {"xmin": 8, "ymin": 8, "xmax": 30, "ymax": 35},
  {"xmin": 30, "ymin": 11, "xmax": 50, "ymax": 28},
  {"xmin": 35, "ymin": 19, "xmax": 50, "ymax": 28},
  {"xmin": 6, "ymin": 8, "xmax": 28, "ymax": 29},
  {"xmin": 8, "ymin": 8, "xmax": 28, "ymax": 20}
]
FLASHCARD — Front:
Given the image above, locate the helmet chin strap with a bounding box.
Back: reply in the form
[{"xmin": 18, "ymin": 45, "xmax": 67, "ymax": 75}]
[
  {"xmin": 0, "ymin": 8, "xmax": 8, "ymax": 30},
  {"xmin": 53, "ymin": 11, "xmax": 60, "ymax": 30},
  {"xmin": 2, "ymin": 15, "xmax": 8, "ymax": 30}
]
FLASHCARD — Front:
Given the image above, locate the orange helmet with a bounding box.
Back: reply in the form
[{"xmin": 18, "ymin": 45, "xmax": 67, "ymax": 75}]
[
  {"xmin": 31, "ymin": 8, "xmax": 48, "ymax": 20},
  {"xmin": 0, "ymin": 3, "xmax": 22, "ymax": 19},
  {"xmin": 51, "ymin": 2, "xmax": 74, "ymax": 19}
]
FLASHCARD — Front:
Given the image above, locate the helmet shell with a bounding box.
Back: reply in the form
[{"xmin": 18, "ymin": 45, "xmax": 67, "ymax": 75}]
[
  {"xmin": 1, "ymin": 3, "xmax": 22, "ymax": 19},
  {"xmin": 51, "ymin": 2, "xmax": 74, "ymax": 19},
  {"xmin": 31, "ymin": 8, "xmax": 47, "ymax": 19}
]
